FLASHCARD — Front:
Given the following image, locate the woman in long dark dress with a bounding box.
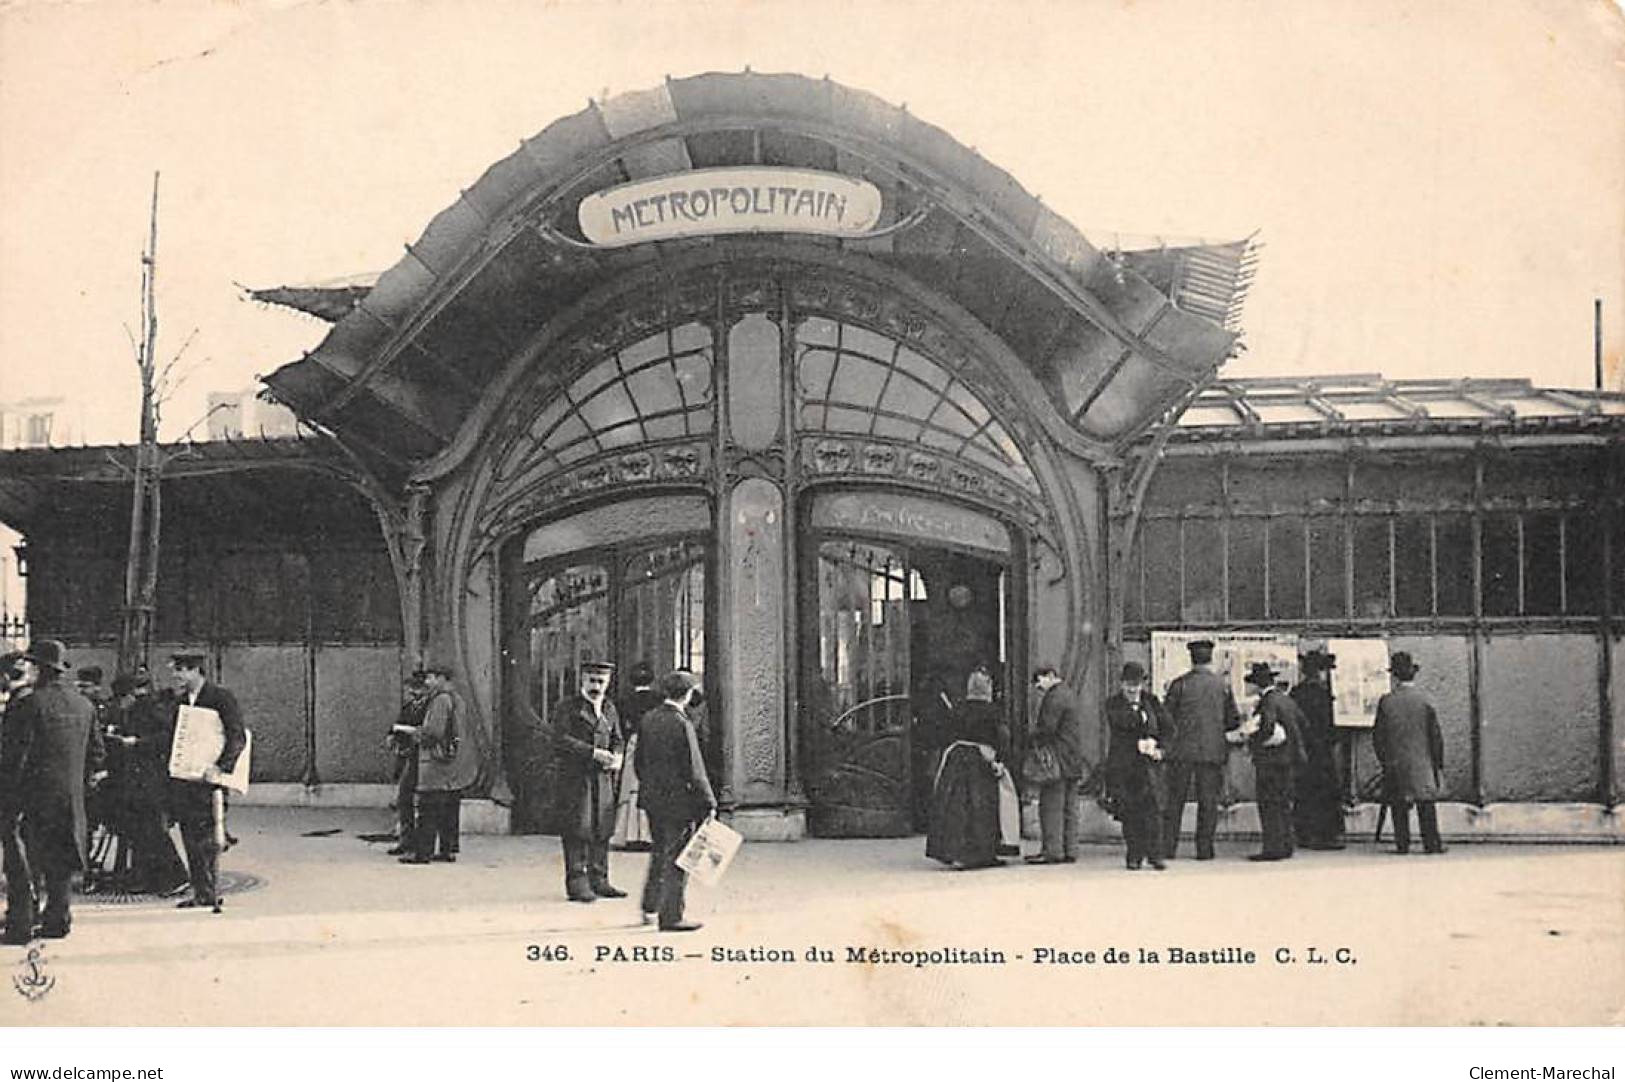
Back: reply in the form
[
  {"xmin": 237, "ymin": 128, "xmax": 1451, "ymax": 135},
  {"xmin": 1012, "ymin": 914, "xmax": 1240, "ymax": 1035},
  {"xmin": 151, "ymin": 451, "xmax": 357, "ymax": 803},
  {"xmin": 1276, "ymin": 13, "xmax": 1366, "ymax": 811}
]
[{"xmin": 926, "ymin": 669, "xmax": 1009, "ymax": 870}]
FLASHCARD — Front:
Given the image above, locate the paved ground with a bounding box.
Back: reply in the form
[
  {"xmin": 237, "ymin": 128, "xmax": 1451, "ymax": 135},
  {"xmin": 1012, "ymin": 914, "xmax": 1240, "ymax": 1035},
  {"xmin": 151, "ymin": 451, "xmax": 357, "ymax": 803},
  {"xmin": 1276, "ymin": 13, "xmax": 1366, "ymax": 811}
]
[{"xmin": 1, "ymin": 807, "xmax": 1620, "ymax": 1026}]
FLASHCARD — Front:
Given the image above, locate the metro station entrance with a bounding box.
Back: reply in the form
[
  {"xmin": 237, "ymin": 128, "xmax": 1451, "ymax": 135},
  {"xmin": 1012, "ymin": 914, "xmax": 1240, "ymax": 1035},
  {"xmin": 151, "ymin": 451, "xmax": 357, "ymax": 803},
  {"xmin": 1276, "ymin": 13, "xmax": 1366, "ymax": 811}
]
[{"xmin": 799, "ymin": 491, "xmax": 1022, "ymax": 837}]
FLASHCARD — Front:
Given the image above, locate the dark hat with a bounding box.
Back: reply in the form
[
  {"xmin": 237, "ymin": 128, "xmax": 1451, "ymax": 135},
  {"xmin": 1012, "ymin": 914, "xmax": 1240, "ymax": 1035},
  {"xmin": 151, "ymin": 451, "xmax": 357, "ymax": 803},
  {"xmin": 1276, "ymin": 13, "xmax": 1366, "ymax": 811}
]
[
  {"xmin": 580, "ymin": 660, "xmax": 616, "ymax": 675},
  {"xmin": 170, "ymin": 650, "xmax": 208, "ymax": 670},
  {"xmin": 111, "ymin": 674, "xmax": 137, "ymax": 697},
  {"xmin": 658, "ymin": 669, "xmax": 700, "ymax": 700},
  {"xmin": 75, "ymin": 666, "xmax": 104, "ymax": 684},
  {"xmin": 1301, "ymin": 649, "xmax": 1337, "ymax": 674},
  {"xmin": 422, "ymin": 661, "xmax": 454, "ymax": 678},
  {"xmin": 1187, "ymin": 639, "xmax": 1216, "ymax": 662},
  {"xmin": 1244, "ymin": 661, "xmax": 1277, "ymax": 688},
  {"xmin": 406, "ymin": 669, "xmax": 429, "ymax": 687},
  {"xmin": 630, "ymin": 660, "xmax": 655, "ymax": 686},
  {"xmin": 24, "ymin": 639, "xmax": 71, "ymax": 673},
  {"xmin": 1389, "ymin": 651, "xmax": 1419, "ymax": 678},
  {"xmin": 0, "ymin": 650, "xmax": 24, "ymax": 674},
  {"xmin": 1120, "ymin": 661, "xmax": 1147, "ymax": 683}
]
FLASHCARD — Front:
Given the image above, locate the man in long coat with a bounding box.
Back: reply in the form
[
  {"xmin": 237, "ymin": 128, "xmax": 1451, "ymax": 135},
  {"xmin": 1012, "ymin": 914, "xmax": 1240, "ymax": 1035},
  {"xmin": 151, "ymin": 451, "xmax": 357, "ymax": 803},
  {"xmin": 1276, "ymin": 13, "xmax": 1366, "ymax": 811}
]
[
  {"xmin": 1104, "ymin": 661, "xmax": 1168, "ymax": 871},
  {"xmin": 109, "ymin": 673, "xmax": 189, "ymax": 894},
  {"xmin": 167, "ymin": 651, "xmax": 247, "ymax": 911},
  {"xmin": 1232, "ymin": 662, "xmax": 1308, "ymax": 862},
  {"xmin": 635, "ymin": 669, "xmax": 716, "ymax": 931},
  {"xmin": 1160, "ymin": 639, "xmax": 1241, "ymax": 861},
  {"xmin": 401, "ymin": 665, "xmax": 480, "ymax": 863},
  {"xmin": 1290, "ymin": 650, "xmax": 1345, "ymax": 850},
  {"xmin": 0, "ymin": 640, "xmax": 96, "ymax": 942},
  {"xmin": 552, "ymin": 661, "xmax": 625, "ymax": 902},
  {"xmin": 1373, "ymin": 651, "xmax": 1447, "ymax": 855},
  {"xmin": 1027, "ymin": 666, "xmax": 1085, "ymax": 864}
]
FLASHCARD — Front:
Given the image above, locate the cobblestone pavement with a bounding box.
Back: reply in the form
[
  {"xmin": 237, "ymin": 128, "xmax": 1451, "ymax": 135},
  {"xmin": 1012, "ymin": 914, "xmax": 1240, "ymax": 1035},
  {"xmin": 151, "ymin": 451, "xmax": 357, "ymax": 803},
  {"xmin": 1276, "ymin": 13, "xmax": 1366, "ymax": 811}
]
[{"xmin": 2, "ymin": 807, "xmax": 1620, "ymax": 1026}]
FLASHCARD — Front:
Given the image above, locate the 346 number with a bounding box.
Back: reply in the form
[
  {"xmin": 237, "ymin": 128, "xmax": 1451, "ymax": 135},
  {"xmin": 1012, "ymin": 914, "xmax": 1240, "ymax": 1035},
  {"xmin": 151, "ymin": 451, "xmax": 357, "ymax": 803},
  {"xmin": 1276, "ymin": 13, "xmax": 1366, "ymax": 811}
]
[{"xmin": 526, "ymin": 944, "xmax": 571, "ymax": 962}]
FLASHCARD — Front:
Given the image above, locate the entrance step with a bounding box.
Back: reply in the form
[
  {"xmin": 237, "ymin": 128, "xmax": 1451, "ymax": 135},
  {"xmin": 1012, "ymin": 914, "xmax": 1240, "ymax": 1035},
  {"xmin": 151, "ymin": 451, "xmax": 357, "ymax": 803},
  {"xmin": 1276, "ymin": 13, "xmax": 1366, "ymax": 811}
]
[{"xmin": 726, "ymin": 806, "xmax": 807, "ymax": 842}]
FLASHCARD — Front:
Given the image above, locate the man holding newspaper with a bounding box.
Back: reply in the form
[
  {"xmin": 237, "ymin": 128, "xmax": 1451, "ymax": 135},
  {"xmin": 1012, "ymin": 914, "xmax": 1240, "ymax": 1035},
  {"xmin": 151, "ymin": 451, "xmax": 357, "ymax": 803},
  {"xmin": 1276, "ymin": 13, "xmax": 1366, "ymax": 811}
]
[{"xmin": 167, "ymin": 652, "xmax": 247, "ymax": 912}]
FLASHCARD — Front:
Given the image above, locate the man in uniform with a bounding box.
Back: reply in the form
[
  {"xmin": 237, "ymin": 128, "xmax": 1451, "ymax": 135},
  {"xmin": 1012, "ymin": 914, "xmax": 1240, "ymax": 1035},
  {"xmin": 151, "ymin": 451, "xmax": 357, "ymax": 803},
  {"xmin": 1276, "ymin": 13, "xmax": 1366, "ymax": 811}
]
[
  {"xmin": 552, "ymin": 660, "xmax": 626, "ymax": 902},
  {"xmin": 167, "ymin": 651, "xmax": 247, "ymax": 911},
  {"xmin": 1373, "ymin": 651, "xmax": 1447, "ymax": 855},
  {"xmin": 1290, "ymin": 649, "xmax": 1345, "ymax": 850},
  {"xmin": 0, "ymin": 640, "xmax": 96, "ymax": 943},
  {"xmin": 401, "ymin": 665, "xmax": 480, "ymax": 863},
  {"xmin": 1160, "ymin": 639, "xmax": 1241, "ymax": 861},
  {"xmin": 1027, "ymin": 666, "xmax": 1085, "ymax": 864},
  {"xmin": 1230, "ymin": 662, "xmax": 1307, "ymax": 862},
  {"xmin": 635, "ymin": 669, "xmax": 715, "ymax": 932}
]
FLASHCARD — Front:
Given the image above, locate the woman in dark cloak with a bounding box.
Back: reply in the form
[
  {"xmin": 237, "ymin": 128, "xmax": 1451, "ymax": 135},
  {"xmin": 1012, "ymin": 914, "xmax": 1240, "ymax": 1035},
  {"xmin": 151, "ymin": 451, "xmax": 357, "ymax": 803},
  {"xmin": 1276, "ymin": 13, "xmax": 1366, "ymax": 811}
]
[{"xmin": 925, "ymin": 668, "xmax": 1009, "ymax": 870}]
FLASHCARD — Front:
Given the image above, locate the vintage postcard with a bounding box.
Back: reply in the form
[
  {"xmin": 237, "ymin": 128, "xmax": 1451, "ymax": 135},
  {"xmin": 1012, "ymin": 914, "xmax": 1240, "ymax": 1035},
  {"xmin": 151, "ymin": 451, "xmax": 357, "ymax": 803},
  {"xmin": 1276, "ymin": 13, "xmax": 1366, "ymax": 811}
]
[{"xmin": 0, "ymin": 0, "xmax": 1621, "ymax": 1034}]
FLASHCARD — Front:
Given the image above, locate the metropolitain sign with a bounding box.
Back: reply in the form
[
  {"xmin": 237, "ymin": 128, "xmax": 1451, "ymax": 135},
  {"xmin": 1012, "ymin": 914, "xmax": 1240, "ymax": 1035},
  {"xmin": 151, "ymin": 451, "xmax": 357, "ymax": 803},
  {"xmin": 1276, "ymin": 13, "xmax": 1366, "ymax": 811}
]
[{"xmin": 578, "ymin": 167, "xmax": 884, "ymax": 247}]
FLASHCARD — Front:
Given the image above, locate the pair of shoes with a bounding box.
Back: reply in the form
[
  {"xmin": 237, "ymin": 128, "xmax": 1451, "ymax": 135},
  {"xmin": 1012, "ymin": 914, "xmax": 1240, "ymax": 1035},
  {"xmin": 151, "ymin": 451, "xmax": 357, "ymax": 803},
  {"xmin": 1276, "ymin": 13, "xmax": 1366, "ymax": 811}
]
[
  {"xmin": 995, "ymin": 844, "xmax": 1021, "ymax": 857},
  {"xmin": 1247, "ymin": 853, "xmax": 1289, "ymax": 862},
  {"xmin": 1148, "ymin": 858, "xmax": 1167, "ymax": 871},
  {"xmin": 1060, "ymin": 856, "xmax": 1077, "ymax": 864},
  {"xmin": 385, "ymin": 846, "xmax": 407, "ymax": 856},
  {"xmin": 431, "ymin": 853, "xmax": 457, "ymax": 863},
  {"xmin": 1303, "ymin": 842, "xmax": 1346, "ymax": 851},
  {"xmin": 567, "ymin": 892, "xmax": 597, "ymax": 904},
  {"xmin": 224, "ymin": 834, "xmax": 238, "ymax": 851},
  {"xmin": 36, "ymin": 924, "xmax": 69, "ymax": 940},
  {"xmin": 622, "ymin": 841, "xmax": 652, "ymax": 853},
  {"xmin": 1423, "ymin": 846, "xmax": 1448, "ymax": 855},
  {"xmin": 591, "ymin": 883, "xmax": 627, "ymax": 899},
  {"xmin": 1125, "ymin": 861, "xmax": 1142, "ymax": 871},
  {"xmin": 1024, "ymin": 854, "xmax": 1066, "ymax": 865},
  {"xmin": 1391, "ymin": 848, "xmax": 1411, "ymax": 856},
  {"xmin": 658, "ymin": 921, "xmax": 703, "ymax": 933},
  {"xmin": 398, "ymin": 855, "xmax": 431, "ymax": 865},
  {"xmin": 0, "ymin": 927, "xmax": 33, "ymax": 946},
  {"xmin": 641, "ymin": 911, "xmax": 656, "ymax": 925},
  {"xmin": 1195, "ymin": 852, "xmax": 1216, "ymax": 862},
  {"xmin": 176, "ymin": 897, "xmax": 216, "ymax": 909}
]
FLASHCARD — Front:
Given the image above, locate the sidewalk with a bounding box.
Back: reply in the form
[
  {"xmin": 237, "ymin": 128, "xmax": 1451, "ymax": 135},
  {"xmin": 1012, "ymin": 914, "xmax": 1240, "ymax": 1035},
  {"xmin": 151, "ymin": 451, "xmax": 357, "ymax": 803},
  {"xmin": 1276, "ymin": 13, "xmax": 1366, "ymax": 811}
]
[{"xmin": 3, "ymin": 806, "xmax": 1621, "ymax": 1026}]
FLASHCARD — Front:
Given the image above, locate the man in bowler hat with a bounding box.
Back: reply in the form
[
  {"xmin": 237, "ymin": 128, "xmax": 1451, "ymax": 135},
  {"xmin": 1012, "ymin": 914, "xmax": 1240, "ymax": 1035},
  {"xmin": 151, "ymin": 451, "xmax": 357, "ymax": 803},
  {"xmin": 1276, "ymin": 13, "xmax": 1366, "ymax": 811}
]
[
  {"xmin": 0, "ymin": 640, "xmax": 97, "ymax": 942},
  {"xmin": 1373, "ymin": 651, "xmax": 1447, "ymax": 855},
  {"xmin": 635, "ymin": 669, "xmax": 715, "ymax": 931},
  {"xmin": 167, "ymin": 651, "xmax": 246, "ymax": 910},
  {"xmin": 1103, "ymin": 661, "xmax": 1168, "ymax": 871},
  {"xmin": 1230, "ymin": 662, "xmax": 1307, "ymax": 861},
  {"xmin": 1160, "ymin": 640, "xmax": 1241, "ymax": 860},
  {"xmin": 552, "ymin": 661, "xmax": 626, "ymax": 902}
]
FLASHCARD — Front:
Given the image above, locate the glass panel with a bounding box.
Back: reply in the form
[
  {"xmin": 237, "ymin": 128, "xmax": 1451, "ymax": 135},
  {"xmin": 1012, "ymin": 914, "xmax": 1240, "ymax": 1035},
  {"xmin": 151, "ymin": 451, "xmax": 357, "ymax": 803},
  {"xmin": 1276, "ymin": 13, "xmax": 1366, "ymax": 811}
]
[
  {"xmin": 567, "ymin": 357, "xmax": 619, "ymax": 404},
  {"xmin": 1565, "ymin": 514, "xmax": 1604, "ymax": 616},
  {"xmin": 1268, "ymin": 517, "xmax": 1306, "ymax": 620},
  {"xmin": 1228, "ymin": 518, "xmax": 1266, "ymax": 620},
  {"xmin": 1523, "ymin": 513, "xmax": 1563, "ymax": 617},
  {"xmin": 1143, "ymin": 520, "xmax": 1181, "ymax": 623},
  {"xmin": 798, "ymin": 348, "xmax": 836, "ymax": 400},
  {"xmin": 944, "ymin": 381, "xmax": 991, "ymax": 427},
  {"xmin": 1183, "ymin": 520, "xmax": 1224, "ymax": 623},
  {"xmin": 544, "ymin": 412, "xmax": 591, "ymax": 454},
  {"xmin": 827, "ymin": 355, "xmax": 890, "ymax": 409},
  {"xmin": 1352, "ymin": 517, "xmax": 1392, "ymax": 619},
  {"xmin": 577, "ymin": 381, "xmax": 638, "ymax": 435},
  {"xmin": 728, "ymin": 313, "xmax": 782, "ymax": 451},
  {"xmin": 1394, "ymin": 516, "xmax": 1433, "ymax": 617},
  {"xmin": 595, "ymin": 420, "xmax": 643, "ymax": 451},
  {"xmin": 624, "ymin": 363, "xmax": 682, "ymax": 416},
  {"xmin": 671, "ymin": 321, "xmax": 712, "ymax": 354},
  {"xmin": 894, "ymin": 346, "xmax": 948, "ymax": 390},
  {"xmin": 878, "ymin": 373, "xmax": 940, "ymax": 419},
  {"xmin": 825, "ymin": 406, "xmax": 871, "ymax": 433},
  {"xmin": 671, "ymin": 350, "xmax": 713, "ymax": 407},
  {"xmin": 796, "ymin": 315, "xmax": 838, "ymax": 349},
  {"xmin": 526, "ymin": 562, "xmax": 610, "ymax": 727},
  {"xmin": 1308, "ymin": 518, "xmax": 1345, "ymax": 619},
  {"xmin": 927, "ymin": 399, "xmax": 980, "ymax": 440},
  {"xmin": 621, "ymin": 540, "xmax": 707, "ymax": 680},
  {"xmin": 618, "ymin": 331, "xmax": 668, "ymax": 369},
  {"xmin": 642, "ymin": 414, "xmax": 686, "ymax": 441},
  {"xmin": 1482, "ymin": 514, "xmax": 1520, "ymax": 617},
  {"xmin": 813, "ymin": 540, "xmax": 911, "ymax": 729},
  {"xmin": 1436, "ymin": 515, "xmax": 1475, "ymax": 616},
  {"xmin": 840, "ymin": 324, "xmax": 896, "ymax": 364},
  {"xmin": 872, "ymin": 415, "xmax": 924, "ymax": 442}
]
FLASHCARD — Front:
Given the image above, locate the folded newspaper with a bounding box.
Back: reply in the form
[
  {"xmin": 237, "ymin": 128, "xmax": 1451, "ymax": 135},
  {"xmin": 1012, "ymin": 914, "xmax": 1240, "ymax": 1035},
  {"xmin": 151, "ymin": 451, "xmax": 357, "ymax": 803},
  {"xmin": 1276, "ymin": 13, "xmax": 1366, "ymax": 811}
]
[
  {"xmin": 675, "ymin": 816, "xmax": 743, "ymax": 888},
  {"xmin": 168, "ymin": 704, "xmax": 253, "ymax": 794}
]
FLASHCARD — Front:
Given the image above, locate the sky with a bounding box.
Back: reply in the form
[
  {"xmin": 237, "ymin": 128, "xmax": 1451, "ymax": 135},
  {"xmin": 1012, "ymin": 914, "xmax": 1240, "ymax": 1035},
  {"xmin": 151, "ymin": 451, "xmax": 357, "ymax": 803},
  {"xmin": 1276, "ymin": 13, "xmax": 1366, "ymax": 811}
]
[{"xmin": 0, "ymin": 0, "xmax": 1622, "ymax": 445}]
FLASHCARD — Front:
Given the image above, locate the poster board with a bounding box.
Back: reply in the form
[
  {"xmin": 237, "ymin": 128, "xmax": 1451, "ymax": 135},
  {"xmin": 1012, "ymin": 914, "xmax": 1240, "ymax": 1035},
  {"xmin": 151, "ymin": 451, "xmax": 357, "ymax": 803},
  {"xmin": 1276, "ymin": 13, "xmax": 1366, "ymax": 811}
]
[
  {"xmin": 168, "ymin": 704, "xmax": 253, "ymax": 795},
  {"xmin": 1326, "ymin": 637, "xmax": 1391, "ymax": 728},
  {"xmin": 1149, "ymin": 631, "xmax": 1302, "ymax": 715}
]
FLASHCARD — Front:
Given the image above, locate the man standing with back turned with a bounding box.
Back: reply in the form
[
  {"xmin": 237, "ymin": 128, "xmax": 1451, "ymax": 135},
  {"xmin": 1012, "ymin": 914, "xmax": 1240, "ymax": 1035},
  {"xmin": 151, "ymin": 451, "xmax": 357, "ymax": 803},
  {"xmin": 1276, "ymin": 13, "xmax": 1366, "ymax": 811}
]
[
  {"xmin": 1160, "ymin": 640, "xmax": 1240, "ymax": 861},
  {"xmin": 635, "ymin": 669, "xmax": 715, "ymax": 932}
]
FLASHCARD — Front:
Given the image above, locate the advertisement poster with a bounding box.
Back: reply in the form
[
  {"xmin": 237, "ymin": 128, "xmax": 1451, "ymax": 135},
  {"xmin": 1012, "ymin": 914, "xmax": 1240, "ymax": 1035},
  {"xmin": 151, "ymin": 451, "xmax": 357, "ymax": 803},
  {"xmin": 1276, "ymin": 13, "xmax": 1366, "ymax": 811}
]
[{"xmin": 1326, "ymin": 638, "xmax": 1392, "ymax": 729}]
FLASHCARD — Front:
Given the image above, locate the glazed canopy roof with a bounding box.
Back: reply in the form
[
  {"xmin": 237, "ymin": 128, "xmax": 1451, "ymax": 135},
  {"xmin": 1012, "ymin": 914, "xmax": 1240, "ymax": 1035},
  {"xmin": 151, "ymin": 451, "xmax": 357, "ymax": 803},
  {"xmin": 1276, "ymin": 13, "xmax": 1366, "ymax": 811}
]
[{"xmin": 258, "ymin": 72, "xmax": 1253, "ymax": 478}]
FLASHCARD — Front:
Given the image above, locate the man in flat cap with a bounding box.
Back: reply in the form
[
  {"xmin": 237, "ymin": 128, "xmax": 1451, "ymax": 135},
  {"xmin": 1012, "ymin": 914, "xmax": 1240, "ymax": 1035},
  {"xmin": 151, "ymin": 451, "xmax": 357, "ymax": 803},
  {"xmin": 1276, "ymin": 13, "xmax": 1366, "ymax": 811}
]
[
  {"xmin": 1373, "ymin": 651, "xmax": 1446, "ymax": 855},
  {"xmin": 552, "ymin": 661, "xmax": 626, "ymax": 902},
  {"xmin": 1160, "ymin": 639, "xmax": 1241, "ymax": 861},
  {"xmin": 0, "ymin": 640, "xmax": 96, "ymax": 942},
  {"xmin": 1291, "ymin": 649, "xmax": 1345, "ymax": 850},
  {"xmin": 635, "ymin": 669, "xmax": 715, "ymax": 931},
  {"xmin": 167, "ymin": 651, "xmax": 246, "ymax": 910}
]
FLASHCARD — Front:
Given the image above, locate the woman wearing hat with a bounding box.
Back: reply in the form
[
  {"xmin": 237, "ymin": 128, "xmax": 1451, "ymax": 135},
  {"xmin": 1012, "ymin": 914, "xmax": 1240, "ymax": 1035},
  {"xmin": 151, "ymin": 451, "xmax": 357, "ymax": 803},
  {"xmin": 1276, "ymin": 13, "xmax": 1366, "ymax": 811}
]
[{"xmin": 1373, "ymin": 652, "xmax": 1447, "ymax": 855}]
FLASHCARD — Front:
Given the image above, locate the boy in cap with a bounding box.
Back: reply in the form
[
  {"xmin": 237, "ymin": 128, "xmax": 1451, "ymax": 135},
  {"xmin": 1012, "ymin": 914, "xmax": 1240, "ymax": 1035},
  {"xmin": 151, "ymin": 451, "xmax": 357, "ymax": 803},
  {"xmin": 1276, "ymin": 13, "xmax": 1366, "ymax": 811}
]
[{"xmin": 1373, "ymin": 652, "xmax": 1446, "ymax": 855}]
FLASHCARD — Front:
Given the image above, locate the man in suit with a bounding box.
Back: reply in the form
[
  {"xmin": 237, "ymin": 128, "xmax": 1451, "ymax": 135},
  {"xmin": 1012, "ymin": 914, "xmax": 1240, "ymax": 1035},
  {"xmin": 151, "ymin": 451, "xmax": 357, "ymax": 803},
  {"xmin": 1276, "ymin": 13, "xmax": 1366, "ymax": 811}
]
[
  {"xmin": 1290, "ymin": 650, "xmax": 1345, "ymax": 850},
  {"xmin": 401, "ymin": 664, "xmax": 480, "ymax": 864},
  {"xmin": 0, "ymin": 640, "xmax": 97, "ymax": 943},
  {"xmin": 385, "ymin": 671, "xmax": 430, "ymax": 856},
  {"xmin": 1027, "ymin": 666, "xmax": 1085, "ymax": 864},
  {"xmin": 108, "ymin": 673, "xmax": 189, "ymax": 895},
  {"xmin": 167, "ymin": 651, "xmax": 247, "ymax": 911},
  {"xmin": 552, "ymin": 661, "xmax": 625, "ymax": 902},
  {"xmin": 1103, "ymin": 662, "xmax": 1168, "ymax": 871},
  {"xmin": 1160, "ymin": 639, "xmax": 1241, "ymax": 861},
  {"xmin": 635, "ymin": 669, "xmax": 715, "ymax": 932},
  {"xmin": 1230, "ymin": 662, "xmax": 1308, "ymax": 862},
  {"xmin": 1373, "ymin": 651, "xmax": 1447, "ymax": 855}
]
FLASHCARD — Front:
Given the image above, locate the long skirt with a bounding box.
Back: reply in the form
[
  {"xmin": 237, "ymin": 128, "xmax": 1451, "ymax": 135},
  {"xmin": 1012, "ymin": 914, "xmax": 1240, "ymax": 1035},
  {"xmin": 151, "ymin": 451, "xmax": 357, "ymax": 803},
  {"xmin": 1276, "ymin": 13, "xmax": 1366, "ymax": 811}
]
[
  {"xmin": 925, "ymin": 743, "xmax": 1000, "ymax": 868},
  {"xmin": 611, "ymin": 734, "xmax": 651, "ymax": 849}
]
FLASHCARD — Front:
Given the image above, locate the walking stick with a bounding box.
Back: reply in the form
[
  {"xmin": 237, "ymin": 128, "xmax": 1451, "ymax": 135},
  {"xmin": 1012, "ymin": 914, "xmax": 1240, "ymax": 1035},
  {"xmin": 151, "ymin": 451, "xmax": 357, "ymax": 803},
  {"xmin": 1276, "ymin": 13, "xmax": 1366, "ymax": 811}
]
[{"xmin": 210, "ymin": 788, "xmax": 225, "ymax": 913}]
